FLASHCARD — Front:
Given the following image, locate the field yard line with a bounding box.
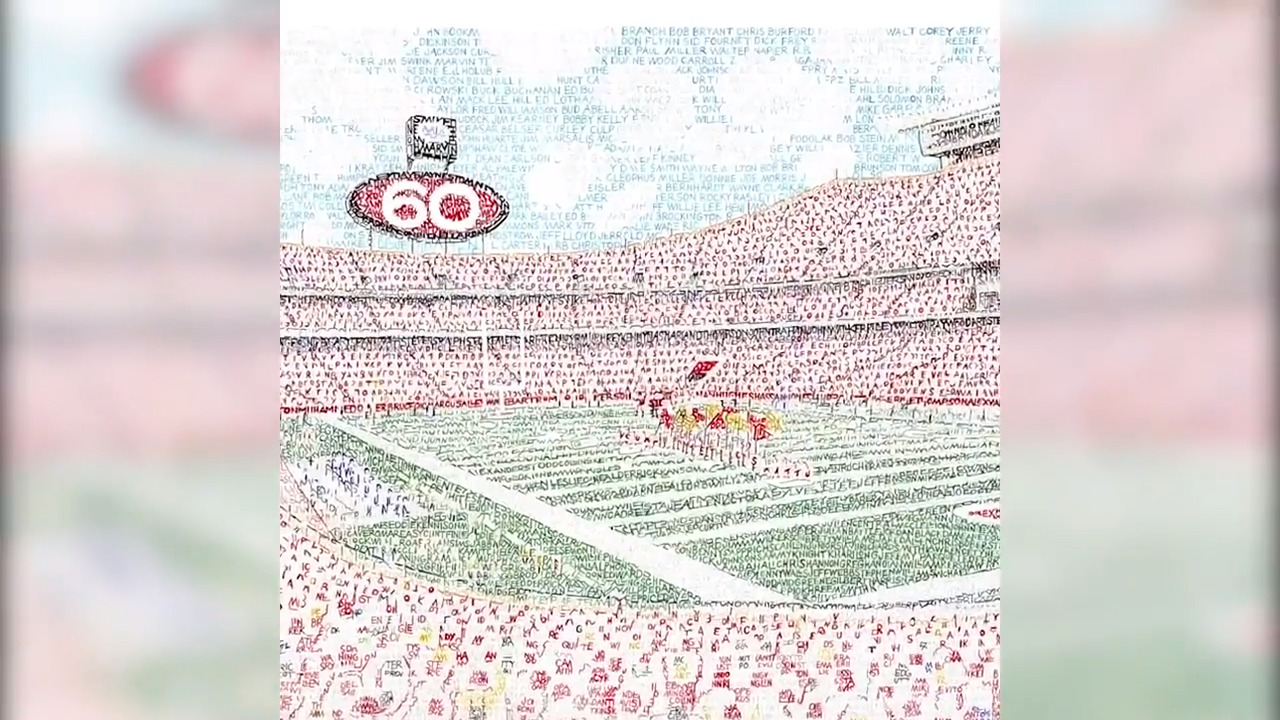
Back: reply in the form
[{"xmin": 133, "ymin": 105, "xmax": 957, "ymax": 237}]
[
  {"xmin": 652, "ymin": 491, "xmax": 1001, "ymax": 545},
  {"xmin": 508, "ymin": 464, "xmax": 693, "ymax": 491},
  {"xmin": 603, "ymin": 472, "xmax": 1000, "ymax": 526},
  {"xmin": 475, "ymin": 448, "xmax": 628, "ymax": 475},
  {"xmin": 322, "ymin": 417, "xmax": 793, "ymax": 604},
  {"xmin": 456, "ymin": 441, "xmax": 994, "ymax": 482},
  {"xmin": 827, "ymin": 570, "xmax": 1000, "ymax": 605},
  {"xmin": 498, "ymin": 454, "xmax": 697, "ymax": 485},
  {"xmin": 395, "ymin": 437, "xmax": 597, "ymax": 456},
  {"xmin": 801, "ymin": 450, "xmax": 999, "ymax": 473},
  {"xmin": 399, "ymin": 426, "xmax": 996, "ymax": 468},
  {"xmin": 568, "ymin": 458, "xmax": 997, "ymax": 512},
  {"xmin": 532, "ymin": 467, "xmax": 748, "ymax": 499},
  {"xmin": 785, "ymin": 439, "xmax": 1000, "ymax": 462},
  {"xmin": 502, "ymin": 445, "xmax": 995, "ymax": 491},
  {"xmin": 404, "ymin": 412, "xmax": 629, "ymax": 440},
  {"xmin": 479, "ymin": 448, "xmax": 619, "ymax": 468}
]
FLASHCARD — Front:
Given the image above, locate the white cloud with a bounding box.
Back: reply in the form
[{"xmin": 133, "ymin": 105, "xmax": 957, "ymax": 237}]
[
  {"xmin": 524, "ymin": 142, "xmax": 613, "ymax": 212},
  {"xmin": 479, "ymin": 29, "xmax": 619, "ymax": 85},
  {"xmin": 872, "ymin": 114, "xmax": 909, "ymax": 135},
  {"xmin": 280, "ymin": 33, "xmax": 439, "ymax": 180},
  {"xmin": 936, "ymin": 57, "xmax": 1000, "ymax": 107},
  {"xmin": 718, "ymin": 54, "xmax": 853, "ymax": 141},
  {"xmin": 588, "ymin": 53, "xmax": 857, "ymax": 170},
  {"xmin": 346, "ymin": 75, "xmax": 441, "ymax": 137},
  {"xmin": 674, "ymin": 54, "xmax": 854, "ymax": 167},
  {"xmin": 977, "ymin": 26, "xmax": 1001, "ymax": 61},
  {"xmin": 681, "ymin": 123, "xmax": 776, "ymax": 168},
  {"xmin": 810, "ymin": 29, "xmax": 953, "ymax": 91},
  {"xmin": 302, "ymin": 213, "xmax": 336, "ymax": 245},
  {"xmin": 282, "ymin": 65, "xmax": 439, "ymax": 135},
  {"xmin": 589, "ymin": 181, "xmax": 659, "ymax": 234},
  {"xmin": 797, "ymin": 144, "xmax": 859, "ymax": 187},
  {"xmin": 589, "ymin": 52, "xmax": 865, "ymax": 171},
  {"xmin": 595, "ymin": 63, "xmax": 699, "ymax": 153},
  {"xmin": 282, "ymin": 28, "xmax": 440, "ymax": 134},
  {"xmin": 281, "ymin": 122, "xmax": 373, "ymax": 181}
]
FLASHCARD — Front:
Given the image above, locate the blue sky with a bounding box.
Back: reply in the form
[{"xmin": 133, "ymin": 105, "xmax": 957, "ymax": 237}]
[{"xmin": 281, "ymin": 27, "xmax": 1000, "ymax": 253}]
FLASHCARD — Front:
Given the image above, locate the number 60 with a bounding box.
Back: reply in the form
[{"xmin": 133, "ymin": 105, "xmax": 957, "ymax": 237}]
[{"xmin": 381, "ymin": 179, "xmax": 481, "ymax": 232}]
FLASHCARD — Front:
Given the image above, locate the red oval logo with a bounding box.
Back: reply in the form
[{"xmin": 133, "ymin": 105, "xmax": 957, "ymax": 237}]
[
  {"xmin": 347, "ymin": 171, "xmax": 510, "ymax": 243},
  {"xmin": 128, "ymin": 24, "xmax": 278, "ymax": 143}
]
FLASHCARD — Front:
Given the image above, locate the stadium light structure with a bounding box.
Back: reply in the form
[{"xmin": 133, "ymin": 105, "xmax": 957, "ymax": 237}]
[{"xmin": 406, "ymin": 115, "xmax": 458, "ymax": 172}]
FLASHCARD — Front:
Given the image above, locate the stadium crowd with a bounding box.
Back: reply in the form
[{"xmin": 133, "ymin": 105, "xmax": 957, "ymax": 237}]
[
  {"xmin": 279, "ymin": 324, "xmax": 1000, "ymax": 413},
  {"xmin": 280, "ymin": 498, "xmax": 1001, "ymax": 720},
  {"xmin": 279, "ymin": 156, "xmax": 998, "ymax": 293},
  {"xmin": 280, "ymin": 272, "xmax": 977, "ymax": 333},
  {"xmin": 280, "ymin": 275, "xmax": 980, "ymax": 334}
]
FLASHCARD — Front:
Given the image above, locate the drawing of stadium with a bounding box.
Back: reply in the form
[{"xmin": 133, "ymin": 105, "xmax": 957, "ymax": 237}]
[
  {"xmin": 281, "ymin": 110, "xmax": 999, "ymax": 609},
  {"xmin": 281, "ymin": 26, "xmax": 1000, "ymax": 720}
]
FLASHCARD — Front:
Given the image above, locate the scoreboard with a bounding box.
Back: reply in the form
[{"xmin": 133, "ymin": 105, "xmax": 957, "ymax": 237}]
[{"xmin": 916, "ymin": 105, "xmax": 1000, "ymax": 159}]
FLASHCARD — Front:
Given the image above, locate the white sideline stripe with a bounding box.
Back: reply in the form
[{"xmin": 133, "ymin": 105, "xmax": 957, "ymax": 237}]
[
  {"xmin": 382, "ymin": 420, "xmax": 631, "ymax": 446},
  {"xmin": 395, "ymin": 424, "xmax": 997, "ymax": 468},
  {"xmin": 567, "ymin": 458, "xmax": 998, "ymax": 512},
  {"xmin": 498, "ymin": 437, "xmax": 996, "ymax": 478},
  {"xmin": 828, "ymin": 570, "xmax": 1000, "ymax": 605},
  {"xmin": 500, "ymin": 454, "xmax": 692, "ymax": 485},
  {"xmin": 603, "ymin": 473, "xmax": 1001, "ymax": 526},
  {"xmin": 322, "ymin": 417, "xmax": 793, "ymax": 604},
  {"xmin": 417, "ymin": 447, "xmax": 628, "ymax": 474},
  {"xmin": 533, "ymin": 467, "xmax": 749, "ymax": 499},
  {"xmin": 652, "ymin": 491, "xmax": 1002, "ymax": 545},
  {"xmin": 402, "ymin": 416, "xmax": 993, "ymax": 444},
  {"xmin": 796, "ymin": 440, "xmax": 998, "ymax": 461},
  {"xmin": 493, "ymin": 446, "xmax": 996, "ymax": 494},
  {"xmin": 483, "ymin": 454, "xmax": 632, "ymax": 479},
  {"xmin": 469, "ymin": 446, "xmax": 992, "ymax": 500},
  {"xmin": 381, "ymin": 422, "xmax": 996, "ymax": 483},
  {"xmin": 412, "ymin": 439, "xmax": 681, "ymax": 472}
]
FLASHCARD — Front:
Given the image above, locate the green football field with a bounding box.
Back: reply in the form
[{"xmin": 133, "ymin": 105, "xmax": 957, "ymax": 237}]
[{"xmin": 291, "ymin": 403, "xmax": 1000, "ymax": 605}]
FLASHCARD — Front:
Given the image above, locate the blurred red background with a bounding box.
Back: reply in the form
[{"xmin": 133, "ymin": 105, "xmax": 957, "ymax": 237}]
[{"xmin": 2, "ymin": 4, "xmax": 1271, "ymax": 720}]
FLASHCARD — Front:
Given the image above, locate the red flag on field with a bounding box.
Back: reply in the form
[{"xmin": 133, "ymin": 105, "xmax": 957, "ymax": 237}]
[
  {"xmin": 687, "ymin": 359, "xmax": 718, "ymax": 382},
  {"xmin": 749, "ymin": 413, "xmax": 771, "ymax": 441}
]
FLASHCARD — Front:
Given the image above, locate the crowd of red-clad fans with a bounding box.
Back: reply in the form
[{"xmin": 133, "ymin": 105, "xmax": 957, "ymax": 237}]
[
  {"xmin": 281, "ymin": 275, "xmax": 981, "ymax": 334},
  {"xmin": 280, "ymin": 496, "xmax": 1001, "ymax": 720},
  {"xmin": 279, "ymin": 157, "xmax": 998, "ymax": 293},
  {"xmin": 279, "ymin": 157, "xmax": 1000, "ymax": 413},
  {"xmin": 279, "ymin": 324, "xmax": 1000, "ymax": 413}
]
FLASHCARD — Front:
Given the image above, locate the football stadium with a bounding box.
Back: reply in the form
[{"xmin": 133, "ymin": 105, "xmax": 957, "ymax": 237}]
[
  {"xmin": 280, "ymin": 105, "xmax": 1001, "ymax": 610},
  {"xmin": 278, "ymin": 94, "xmax": 1002, "ymax": 720}
]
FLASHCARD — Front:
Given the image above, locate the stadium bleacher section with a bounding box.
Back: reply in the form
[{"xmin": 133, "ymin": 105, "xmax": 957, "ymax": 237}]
[
  {"xmin": 279, "ymin": 156, "xmax": 998, "ymax": 293},
  {"xmin": 279, "ymin": 325, "xmax": 999, "ymax": 414},
  {"xmin": 280, "ymin": 498, "xmax": 1001, "ymax": 720},
  {"xmin": 280, "ymin": 275, "xmax": 980, "ymax": 333},
  {"xmin": 280, "ymin": 155, "xmax": 1001, "ymax": 415}
]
